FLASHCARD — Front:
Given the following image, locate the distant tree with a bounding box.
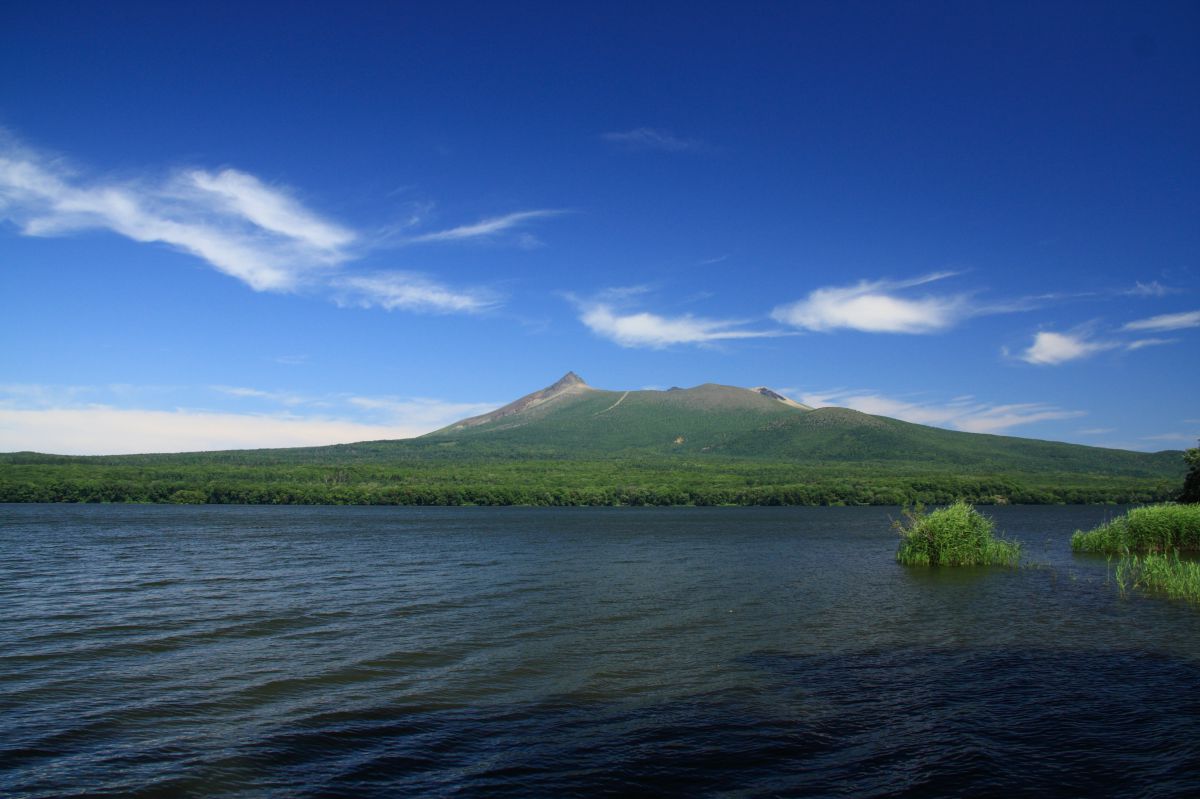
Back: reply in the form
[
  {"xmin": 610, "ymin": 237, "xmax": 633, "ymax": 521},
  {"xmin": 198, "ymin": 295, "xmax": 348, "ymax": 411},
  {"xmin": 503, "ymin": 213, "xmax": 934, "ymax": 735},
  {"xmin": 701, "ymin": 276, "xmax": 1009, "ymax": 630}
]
[{"xmin": 1182, "ymin": 443, "xmax": 1200, "ymax": 503}]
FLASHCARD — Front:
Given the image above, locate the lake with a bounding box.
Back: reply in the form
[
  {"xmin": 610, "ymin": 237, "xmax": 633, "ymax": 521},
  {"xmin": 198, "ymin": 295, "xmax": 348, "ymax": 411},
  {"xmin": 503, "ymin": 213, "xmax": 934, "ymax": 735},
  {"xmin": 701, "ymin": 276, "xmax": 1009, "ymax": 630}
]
[{"xmin": 2, "ymin": 504, "xmax": 1198, "ymax": 797}]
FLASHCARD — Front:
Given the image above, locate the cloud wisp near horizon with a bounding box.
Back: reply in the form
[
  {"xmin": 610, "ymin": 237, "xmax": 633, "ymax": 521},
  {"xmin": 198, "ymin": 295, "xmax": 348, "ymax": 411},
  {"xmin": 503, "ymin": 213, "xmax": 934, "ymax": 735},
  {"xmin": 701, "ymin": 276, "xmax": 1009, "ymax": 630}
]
[
  {"xmin": 0, "ymin": 383, "xmax": 500, "ymax": 455},
  {"xmin": 793, "ymin": 387, "xmax": 1086, "ymax": 436}
]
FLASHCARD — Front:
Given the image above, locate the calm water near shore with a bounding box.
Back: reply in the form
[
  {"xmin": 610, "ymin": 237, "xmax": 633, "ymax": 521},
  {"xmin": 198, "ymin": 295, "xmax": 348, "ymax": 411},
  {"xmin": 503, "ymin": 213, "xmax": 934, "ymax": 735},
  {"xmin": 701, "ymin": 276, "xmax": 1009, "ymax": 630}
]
[{"xmin": 2, "ymin": 504, "xmax": 1199, "ymax": 797}]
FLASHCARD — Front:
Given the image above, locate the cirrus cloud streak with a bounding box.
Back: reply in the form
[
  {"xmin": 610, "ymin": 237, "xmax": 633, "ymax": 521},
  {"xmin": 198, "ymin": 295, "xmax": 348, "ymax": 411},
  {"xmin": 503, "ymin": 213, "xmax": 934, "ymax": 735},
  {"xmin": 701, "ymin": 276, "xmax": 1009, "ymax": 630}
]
[
  {"xmin": 601, "ymin": 128, "xmax": 707, "ymax": 153},
  {"xmin": 1120, "ymin": 310, "xmax": 1200, "ymax": 333},
  {"xmin": 332, "ymin": 272, "xmax": 499, "ymax": 314},
  {"xmin": 796, "ymin": 388, "xmax": 1085, "ymax": 435},
  {"xmin": 402, "ymin": 210, "xmax": 565, "ymax": 244}
]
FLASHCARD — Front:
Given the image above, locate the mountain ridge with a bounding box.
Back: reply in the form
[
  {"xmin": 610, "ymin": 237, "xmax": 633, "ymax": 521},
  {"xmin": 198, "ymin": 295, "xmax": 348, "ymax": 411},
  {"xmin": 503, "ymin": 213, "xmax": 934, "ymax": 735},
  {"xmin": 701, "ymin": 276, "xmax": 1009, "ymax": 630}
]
[
  {"xmin": 427, "ymin": 372, "xmax": 815, "ymax": 439},
  {"xmin": 409, "ymin": 371, "xmax": 1182, "ymax": 479}
]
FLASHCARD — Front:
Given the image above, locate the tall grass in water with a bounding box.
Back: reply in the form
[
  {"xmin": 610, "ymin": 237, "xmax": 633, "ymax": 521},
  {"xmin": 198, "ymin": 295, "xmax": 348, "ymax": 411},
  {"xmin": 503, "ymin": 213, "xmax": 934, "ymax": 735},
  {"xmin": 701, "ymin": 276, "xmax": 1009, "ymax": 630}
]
[
  {"xmin": 1078, "ymin": 505, "xmax": 1200, "ymax": 606},
  {"xmin": 1112, "ymin": 552, "xmax": 1200, "ymax": 604},
  {"xmin": 1071, "ymin": 504, "xmax": 1200, "ymax": 554},
  {"xmin": 895, "ymin": 500, "xmax": 1020, "ymax": 566}
]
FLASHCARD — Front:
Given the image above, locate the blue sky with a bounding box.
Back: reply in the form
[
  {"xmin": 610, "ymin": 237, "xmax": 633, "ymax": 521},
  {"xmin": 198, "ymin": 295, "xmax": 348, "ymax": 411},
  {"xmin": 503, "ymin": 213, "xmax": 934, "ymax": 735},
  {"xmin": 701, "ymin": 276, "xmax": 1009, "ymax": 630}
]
[{"xmin": 1, "ymin": 1, "xmax": 1198, "ymax": 454}]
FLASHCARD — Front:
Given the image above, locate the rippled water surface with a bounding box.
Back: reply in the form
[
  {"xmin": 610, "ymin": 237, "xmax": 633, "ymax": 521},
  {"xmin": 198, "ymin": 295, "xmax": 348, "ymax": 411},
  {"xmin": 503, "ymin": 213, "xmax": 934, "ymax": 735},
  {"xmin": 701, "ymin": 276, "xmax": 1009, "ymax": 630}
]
[{"xmin": 2, "ymin": 504, "xmax": 1199, "ymax": 797}]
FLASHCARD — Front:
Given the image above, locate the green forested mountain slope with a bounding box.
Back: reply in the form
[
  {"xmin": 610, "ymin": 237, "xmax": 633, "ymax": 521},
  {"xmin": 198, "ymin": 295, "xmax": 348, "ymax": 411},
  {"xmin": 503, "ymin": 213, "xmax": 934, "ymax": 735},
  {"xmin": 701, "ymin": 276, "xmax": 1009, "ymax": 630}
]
[{"xmin": 405, "ymin": 373, "xmax": 1179, "ymax": 478}]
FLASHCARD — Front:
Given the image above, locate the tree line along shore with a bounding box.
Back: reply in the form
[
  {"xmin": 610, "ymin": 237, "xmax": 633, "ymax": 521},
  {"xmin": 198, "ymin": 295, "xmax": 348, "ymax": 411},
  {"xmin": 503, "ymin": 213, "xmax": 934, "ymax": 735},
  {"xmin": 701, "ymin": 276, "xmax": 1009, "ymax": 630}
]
[{"xmin": 0, "ymin": 457, "xmax": 1181, "ymax": 506}]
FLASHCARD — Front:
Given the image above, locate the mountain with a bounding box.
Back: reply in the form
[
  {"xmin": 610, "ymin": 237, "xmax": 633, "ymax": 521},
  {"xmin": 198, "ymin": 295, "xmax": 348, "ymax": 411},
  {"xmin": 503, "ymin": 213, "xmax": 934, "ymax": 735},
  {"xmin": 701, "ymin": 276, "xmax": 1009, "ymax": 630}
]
[
  {"xmin": 416, "ymin": 372, "xmax": 1178, "ymax": 477},
  {"xmin": 424, "ymin": 372, "xmax": 815, "ymax": 453},
  {"xmin": 0, "ymin": 372, "xmax": 1186, "ymax": 506},
  {"xmin": 437, "ymin": 371, "xmax": 598, "ymax": 432}
]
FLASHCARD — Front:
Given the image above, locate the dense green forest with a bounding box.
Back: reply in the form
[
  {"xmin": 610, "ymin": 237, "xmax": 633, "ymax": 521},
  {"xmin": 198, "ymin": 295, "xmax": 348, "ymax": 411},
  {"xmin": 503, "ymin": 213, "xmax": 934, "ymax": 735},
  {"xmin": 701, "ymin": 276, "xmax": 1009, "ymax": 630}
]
[{"xmin": 0, "ymin": 452, "xmax": 1181, "ymax": 506}]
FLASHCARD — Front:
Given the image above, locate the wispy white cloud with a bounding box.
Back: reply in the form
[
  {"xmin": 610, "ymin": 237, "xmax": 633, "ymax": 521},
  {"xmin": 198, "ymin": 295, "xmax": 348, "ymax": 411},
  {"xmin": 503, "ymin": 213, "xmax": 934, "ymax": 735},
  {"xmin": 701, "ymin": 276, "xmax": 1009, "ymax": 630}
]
[
  {"xmin": 0, "ymin": 130, "xmax": 558, "ymax": 312},
  {"xmin": 404, "ymin": 210, "xmax": 564, "ymax": 244},
  {"xmin": 1077, "ymin": 427, "xmax": 1116, "ymax": 435},
  {"xmin": 332, "ymin": 271, "xmax": 498, "ymax": 314},
  {"xmin": 1019, "ymin": 331, "xmax": 1115, "ymax": 365},
  {"xmin": 580, "ymin": 304, "xmax": 777, "ymax": 348},
  {"xmin": 1018, "ymin": 312, "xmax": 1192, "ymax": 365},
  {"xmin": 1120, "ymin": 310, "xmax": 1200, "ymax": 333},
  {"xmin": 185, "ymin": 168, "xmax": 355, "ymax": 251},
  {"xmin": 601, "ymin": 128, "xmax": 707, "ymax": 152},
  {"xmin": 795, "ymin": 388, "xmax": 1085, "ymax": 435},
  {"xmin": 1125, "ymin": 280, "xmax": 1177, "ymax": 298},
  {"xmin": 577, "ymin": 298, "xmax": 784, "ymax": 349},
  {"xmin": 1124, "ymin": 337, "xmax": 1177, "ymax": 351},
  {"xmin": 0, "ymin": 135, "xmax": 353, "ymax": 291},
  {"xmin": 771, "ymin": 272, "xmax": 971, "ymax": 334}
]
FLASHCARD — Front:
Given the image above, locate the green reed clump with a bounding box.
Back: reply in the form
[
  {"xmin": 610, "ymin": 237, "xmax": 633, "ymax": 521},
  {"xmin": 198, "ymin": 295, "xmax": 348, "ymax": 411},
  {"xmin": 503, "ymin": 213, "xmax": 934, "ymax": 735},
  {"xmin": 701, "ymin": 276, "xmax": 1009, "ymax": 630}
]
[
  {"xmin": 1071, "ymin": 503, "xmax": 1200, "ymax": 554},
  {"xmin": 895, "ymin": 500, "xmax": 1021, "ymax": 566},
  {"xmin": 1112, "ymin": 552, "xmax": 1200, "ymax": 604}
]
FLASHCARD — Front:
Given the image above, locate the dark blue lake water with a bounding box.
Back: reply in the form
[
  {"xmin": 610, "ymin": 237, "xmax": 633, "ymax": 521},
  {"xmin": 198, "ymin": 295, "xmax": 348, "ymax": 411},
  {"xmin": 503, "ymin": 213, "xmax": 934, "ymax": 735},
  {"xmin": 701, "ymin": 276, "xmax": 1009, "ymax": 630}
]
[{"xmin": 2, "ymin": 504, "xmax": 1198, "ymax": 797}]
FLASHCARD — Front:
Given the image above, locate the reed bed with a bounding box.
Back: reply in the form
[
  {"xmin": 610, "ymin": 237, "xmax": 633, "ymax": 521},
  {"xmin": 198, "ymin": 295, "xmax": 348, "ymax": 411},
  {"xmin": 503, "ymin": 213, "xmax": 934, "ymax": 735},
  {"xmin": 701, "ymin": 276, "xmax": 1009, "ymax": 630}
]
[
  {"xmin": 1112, "ymin": 552, "xmax": 1200, "ymax": 604},
  {"xmin": 1071, "ymin": 503, "xmax": 1200, "ymax": 554},
  {"xmin": 895, "ymin": 500, "xmax": 1021, "ymax": 567}
]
